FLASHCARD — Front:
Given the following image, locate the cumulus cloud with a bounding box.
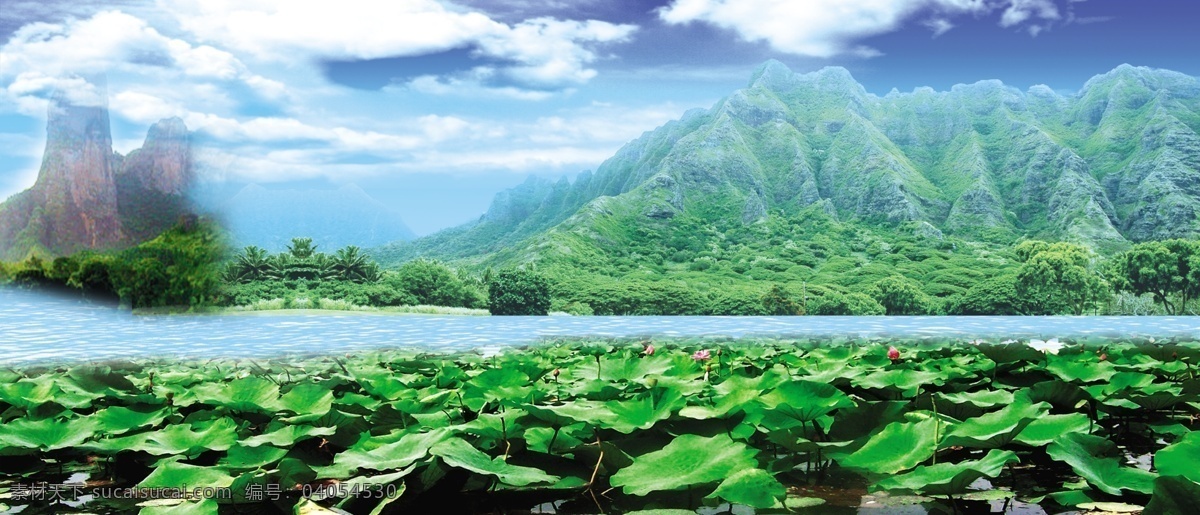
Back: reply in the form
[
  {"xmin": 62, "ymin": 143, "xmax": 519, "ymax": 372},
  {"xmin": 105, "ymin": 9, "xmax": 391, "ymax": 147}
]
[
  {"xmin": 658, "ymin": 0, "xmax": 1080, "ymax": 57},
  {"xmin": 164, "ymin": 0, "xmax": 635, "ymax": 90},
  {"xmin": 0, "ymin": 11, "xmax": 281, "ymax": 111}
]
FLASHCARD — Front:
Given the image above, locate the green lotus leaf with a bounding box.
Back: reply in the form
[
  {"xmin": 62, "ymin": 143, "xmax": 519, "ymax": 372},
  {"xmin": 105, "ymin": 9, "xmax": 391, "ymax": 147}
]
[
  {"xmin": 0, "ymin": 376, "xmax": 95, "ymax": 410},
  {"xmin": 523, "ymin": 425, "xmax": 586, "ymax": 454},
  {"xmin": 0, "ymin": 416, "xmax": 99, "ymax": 452},
  {"xmin": 1025, "ymin": 380, "xmax": 1091, "ymax": 410},
  {"xmin": 218, "ymin": 444, "xmax": 288, "ymax": 471},
  {"xmin": 429, "ymin": 437, "xmax": 559, "ymax": 487},
  {"xmin": 525, "ymin": 400, "xmax": 614, "ymax": 427},
  {"xmin": 241, "ymin": 424, "xmax": 336, "ymax": 447},
  {"xmin": 138, "ymin": 461, "xmax": 235, "ymax": 489},
  {"xmin": 609, "ymin": 434, "xmax": 758, "ymax": 497},
  {"xmin": 138, "ymin": 499, "xmax": 220, "ymax": 515},
  {"xmin": 1013, "ymin": 413, "xmax": 1091, "ymax": 447},
  {"xmin": 91, "ymin": 405, "xmax": 170, "ymax": 435},
  {"xmin": 594, "ymin": 355, "xmax": 675, "ymax": 382},
  {"xmin": 1045, "ymin": 355, "xmax": 1117, "ymax": 384},
  {"xmin": 322, "ymin": 427, "xmax": 453, "ymax": 478},
  {"xmin": 827, "ymin": 400, "xmax": 909, "ymax": 442},
  {"xmin": 873, "ymin": 449, "xmax": 1019, "ymax": 496},
  {"xmin": 975, "ymin": 342, "xmax": 1045, "ymax": 364},
  {"xmin": 1145, "ymin": 476, "xmax": 1200, "ymax": 515},
  {"xmin": 705, "ymin": 468, "xmax": 785, "ymax": 509},
  {"xmin": 273, "ymin": 456, "xmax": 317, "ymax": 489},
  {"xmin": 834, "ymin": 417, "xmax": 939, "ymax": 475},
  {"xmin": 852, "ymin": 369, "xmax": 942, "ymax": 398},
  {"xmin": 604, "ymin": 388, "xmax": 686, "ymax": 433},
  {"xmin": 942, "ymin": 397, "xmax": 1048, "ymax": 449},
  {"xmin": 936, "ymin": 389, "xmax": 1014, "ymax": 409},
  {"xmin": 681, "ymin": 372, "xmax": 782, "ymax": 420},
  {"xmin": 761, "ymin": 380, "xmax": 855, "ymax": 424},
  {"xmin": 1046, "ymin": 433, "xmax": 1156, "ymax": 495},
  {"xmin": 278, "ymin": 383, "xmax": 334, "ymax": 421},
  {"xmin": 88, "ymin": 417, "xmax": 238, "ymax": 456},
  {"xmin": 192, "ymin": 376, "xmax": 282, "ymax": 413},
  {"xmin": 1154, "ymin": 431, "xmax": 1200, "ymax": 483}
]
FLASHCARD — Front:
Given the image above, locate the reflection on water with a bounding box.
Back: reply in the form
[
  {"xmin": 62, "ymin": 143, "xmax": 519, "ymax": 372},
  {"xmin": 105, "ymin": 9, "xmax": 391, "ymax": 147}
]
[{"xmin": 3, "ymin": 288, "xmax": 1200, "ymax": 364}]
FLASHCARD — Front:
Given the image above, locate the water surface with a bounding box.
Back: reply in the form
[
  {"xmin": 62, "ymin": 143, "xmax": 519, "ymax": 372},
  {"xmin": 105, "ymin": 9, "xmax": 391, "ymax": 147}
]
[{"xmin": 2, "ymin": 288, "xmax": 1197, "ymax": 364}]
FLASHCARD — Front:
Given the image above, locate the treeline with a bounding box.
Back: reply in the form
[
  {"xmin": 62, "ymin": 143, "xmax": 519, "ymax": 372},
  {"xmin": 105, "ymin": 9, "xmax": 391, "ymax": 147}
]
[
  {"xmin": 544, "ymin": 238, "xmax": 1200, "ymax": 316},
  {"xmin": 220, "ymin": 238, "xmax": 551, "ymax": 315},
  {"xmin": 0, "ymin": 217, "xmax": 224, "ymax": 309}
]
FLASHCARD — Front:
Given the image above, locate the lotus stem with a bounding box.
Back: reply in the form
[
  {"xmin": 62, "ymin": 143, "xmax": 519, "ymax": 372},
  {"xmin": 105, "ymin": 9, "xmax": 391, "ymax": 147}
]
[{"xmin": 932, "ymin": 391, "xmax": 939, "ymax": 465}]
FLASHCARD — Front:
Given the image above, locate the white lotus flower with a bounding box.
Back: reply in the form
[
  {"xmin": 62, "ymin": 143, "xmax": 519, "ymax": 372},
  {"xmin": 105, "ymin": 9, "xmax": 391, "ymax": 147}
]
[{"xmin": 1028, "ymin": 338, "xmax": 1062, "ymax": 355}]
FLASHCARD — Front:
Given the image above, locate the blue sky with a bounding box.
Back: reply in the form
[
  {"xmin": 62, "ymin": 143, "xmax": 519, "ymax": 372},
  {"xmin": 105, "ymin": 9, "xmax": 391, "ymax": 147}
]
[{"xmin": 0, "ymin": 0, "xmax": 1195, "ymax": 235}]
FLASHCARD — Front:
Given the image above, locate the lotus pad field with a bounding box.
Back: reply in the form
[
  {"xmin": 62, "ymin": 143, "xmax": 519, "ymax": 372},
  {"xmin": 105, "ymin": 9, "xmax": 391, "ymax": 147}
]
[{"xmin": 2, "ymin": 337, "xmax": 1200, "ymax": 514}]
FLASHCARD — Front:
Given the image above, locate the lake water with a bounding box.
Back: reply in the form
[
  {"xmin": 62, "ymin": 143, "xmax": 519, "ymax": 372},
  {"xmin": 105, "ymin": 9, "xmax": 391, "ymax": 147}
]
[{"xmin": 2, "ymin": 288, "xmax": 1199, "ymax": 364}]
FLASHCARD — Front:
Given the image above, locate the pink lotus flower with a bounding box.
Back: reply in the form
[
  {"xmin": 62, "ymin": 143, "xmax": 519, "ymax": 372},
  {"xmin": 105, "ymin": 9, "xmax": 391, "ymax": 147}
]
[
  {"xmin": 887, "ymin": 346, "xmax": 900, "ymax": 361},
  {"xmin": 1098, "ymin": 353, "xmax": 1107, "ymax": 362},
  {"xmin": 643, "ymin": 344, "xmax": 655, "ymax": 356},
  {"xmin": 692, "ymin": 349, "xmax": 712, "ymax": 362}
]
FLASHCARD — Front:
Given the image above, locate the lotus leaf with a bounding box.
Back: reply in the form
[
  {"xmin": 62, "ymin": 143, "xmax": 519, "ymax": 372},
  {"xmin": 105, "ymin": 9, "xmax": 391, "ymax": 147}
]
[
  {"xmin": 1046, "ymin": 433, "xmax": 1156, "ymax": 495},
  {"xmin": 1153, "ymin": 431, "xmax": 1200, "ymax": 483},
  {"xmin": 138, "ymin": 462, "xmax": 235, "ymax": 489},
  {"xmin": 0, "ymin": 416, "xmax": 98, "ymax": 452},
  {"xmin": 705, "ymin": 468, "xmax": 785, "ymax": 509},
  {"xmin": 942, "ymin": 397, "xmax": 1047, "ymax": 449},
  {"xmin": 1013, "ymin": 413, "xmax": 1091, "ymax": 447},
  {"xmin": 90, "ymin": 405, "xmax": 170, "ymax": 435},
  {"xmin": 1144, "ymin": 476, "xmax": 1200, "ymax": 515},
  {"xmin": 242, "ymin": 424, "xmax": 336, "ymax": 447},
  {"xmin": 873, "ymin": 449, "xmax": 1019, "ymax": 496},
  {"xmin": 835, "ymin": 417, "xmax": 939, "ymax": 475},
  {"xmin": 429, "ymin": 437, "xmax": 559, "ymax": 487},
  {"xmin": 192, "ymin": 376, "xmax": 282, "ymax": 413},
  {"xmin": 609, "ymin": 434, "xmax": 758, "ymax": 496}
]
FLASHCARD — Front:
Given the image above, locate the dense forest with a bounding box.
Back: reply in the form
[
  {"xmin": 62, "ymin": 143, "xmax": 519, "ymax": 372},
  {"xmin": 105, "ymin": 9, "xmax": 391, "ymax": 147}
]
[{"xmin": 3, "ymin": 215, "xmax": 1198, "ymax": 317}]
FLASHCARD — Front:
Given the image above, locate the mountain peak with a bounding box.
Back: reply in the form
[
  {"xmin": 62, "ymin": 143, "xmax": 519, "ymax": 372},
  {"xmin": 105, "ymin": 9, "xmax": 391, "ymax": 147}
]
[{"xmin": 749, "ymin": 59, "xmax": 794, "ymax": 87}]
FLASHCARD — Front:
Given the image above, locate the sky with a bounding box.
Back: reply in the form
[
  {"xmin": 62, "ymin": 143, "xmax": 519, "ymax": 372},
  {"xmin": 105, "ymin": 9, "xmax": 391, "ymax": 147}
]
[{"xmin": 0, "ymin": 0, "xmax": 1196, "ymax": 235}]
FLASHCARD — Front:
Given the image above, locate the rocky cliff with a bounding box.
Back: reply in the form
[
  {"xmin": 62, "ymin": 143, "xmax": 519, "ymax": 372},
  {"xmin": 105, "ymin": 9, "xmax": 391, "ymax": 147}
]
[{"xmin": 0, "ymin": 86, "xmax": 194, "ymax": 260}]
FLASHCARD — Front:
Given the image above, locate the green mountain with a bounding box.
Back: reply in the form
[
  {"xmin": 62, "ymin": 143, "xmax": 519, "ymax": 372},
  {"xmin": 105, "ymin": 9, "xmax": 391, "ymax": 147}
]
[{"xmin": 372, "ymin": 63, "xmax": 1200, "ymax": 300}]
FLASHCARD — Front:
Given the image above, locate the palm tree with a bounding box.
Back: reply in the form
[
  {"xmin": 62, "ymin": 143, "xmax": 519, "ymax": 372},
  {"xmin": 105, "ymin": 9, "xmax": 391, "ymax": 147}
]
[
  {"xmin": 330, "ymin": 246, "xmax": 378, "ymax": 283},
  {"xmin": 286, "ymin": 237, "xmax": 317, "ymax": 259},
  {"xmin": 226, "ymin": 246, "xmax": 278, "ymax": 282}
]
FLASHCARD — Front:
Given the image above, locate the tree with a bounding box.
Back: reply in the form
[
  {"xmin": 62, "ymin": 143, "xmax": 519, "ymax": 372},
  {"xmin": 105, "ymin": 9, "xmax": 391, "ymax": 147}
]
[
  {"xmin": 286, "ymin": 237, "xmax": 317, "ymax": 259},
  {"xmin": 808, "ymin": 291, "xmax": 885, "ymax": 316},
  {"xmin": 1109, "ymin": 239, "xmax": 1200, "ymax": 315},
  {"xmin": 1014, "ymin": 241, "xmax": 1109, "ymax": 315},
  {"xmin": 761, "ymin": 284, "xmax": 803, "ymax": 315},
  {"xmin": 488, "ymin": 268, "xmax": 551, "ymax": 315},
  {"xmin": 226, "ymin": 246, "xmax": 277, "ymax": 283},
  {"xmin": 943, "ymin": 275, "xmax": 1025, "ymax": 315},
  {"xmin": 330, "ymin": 246, "xmax": 380, "ymax": 283},
  {"xmin": 394, "ymin": 259, "xmax": 475, "ymax": 307},
  {"xmin": 869, "ymin": 276, "xmax": 931, "ymax": 315}
]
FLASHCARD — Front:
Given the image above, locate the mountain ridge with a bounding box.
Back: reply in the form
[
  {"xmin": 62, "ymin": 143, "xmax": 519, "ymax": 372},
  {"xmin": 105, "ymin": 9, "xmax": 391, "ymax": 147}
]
[{"xmin": 372, "ymin": 62, "xmax": 1200, "ymax": 269}]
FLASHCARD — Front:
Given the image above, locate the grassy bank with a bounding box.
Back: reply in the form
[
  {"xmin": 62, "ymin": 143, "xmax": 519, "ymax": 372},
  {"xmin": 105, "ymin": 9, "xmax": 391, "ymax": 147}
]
[{"xmin": 1, "ymin": 337, "xmax": 1198, "ymax": 513}]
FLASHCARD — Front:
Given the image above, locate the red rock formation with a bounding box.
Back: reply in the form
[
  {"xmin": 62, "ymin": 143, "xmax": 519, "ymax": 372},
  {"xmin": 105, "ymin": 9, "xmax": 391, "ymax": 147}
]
[{"xmin": 119, "ymin": 117, "xmax": 191, "ymax": 195}]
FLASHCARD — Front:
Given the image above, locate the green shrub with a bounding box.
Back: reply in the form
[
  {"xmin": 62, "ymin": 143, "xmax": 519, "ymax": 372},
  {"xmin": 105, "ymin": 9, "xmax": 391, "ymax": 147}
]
[{"xmin": 488, "ymin": 268, "xmax": 551, "ymax": 316}]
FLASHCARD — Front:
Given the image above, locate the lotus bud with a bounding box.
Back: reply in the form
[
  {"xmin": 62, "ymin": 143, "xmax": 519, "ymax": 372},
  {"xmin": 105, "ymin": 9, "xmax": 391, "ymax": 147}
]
[
  {"xmin": 887, "ymin": 346, "xmax": 901, "ymax": 362},
  {"xmin": 552, "ymin": 368, "xmax": 560, "ymax": 381},
  {"xmin": 1098, "ymin": 352, "xmax": 1107, "ymax": 362},
  {"xmin": 643, "ymin": 344, "xmax": 655, "ymax": 356},
  {"xmin": 646, "ymin": 377, "xmax": 658, "ymax": 388}
]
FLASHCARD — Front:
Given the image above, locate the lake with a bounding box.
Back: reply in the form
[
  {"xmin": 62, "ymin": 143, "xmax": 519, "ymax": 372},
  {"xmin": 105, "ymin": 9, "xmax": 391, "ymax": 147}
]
[{"xmin": 2, "ymin": 288, "xmax": 1198, "ymax": 364}]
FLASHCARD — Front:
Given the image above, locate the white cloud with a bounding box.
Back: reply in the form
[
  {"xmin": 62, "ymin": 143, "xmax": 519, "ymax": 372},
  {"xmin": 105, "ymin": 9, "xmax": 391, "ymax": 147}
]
[
  {"xmin": 923, "ymin": 18, "xmax": 955, "ymax": 37},
  {"xmin": 164, "ymin": 0, "xmax": 635, "ymax": 89},
  {"xmin": 1000, "ymin": 0, "xmax": 1060, "ymax": 27},
  {"xmin": 659, "ymin": 0, "xmax": 1076, "ymax": 57},
  {"xmin": 659, "ymin": 0, "xmax": 986, "ymax": 57},
  {"xmin": 0, "ymin": 10, "xmax": 283, "ymax": 110}
]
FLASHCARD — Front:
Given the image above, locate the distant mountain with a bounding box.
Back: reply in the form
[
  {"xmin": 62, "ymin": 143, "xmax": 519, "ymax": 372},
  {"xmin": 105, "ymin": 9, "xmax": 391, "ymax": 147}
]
[
  {"xmin": 374, "ymin": 62, "xmax": 1200, "ymax": 267},
  {"xmin": 220, "ymin": 183, "xmax": 415, "ymax": 253},
  {"xmin": 0, "ymin": 83, "xmax": 193, "ymax": 261}
]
